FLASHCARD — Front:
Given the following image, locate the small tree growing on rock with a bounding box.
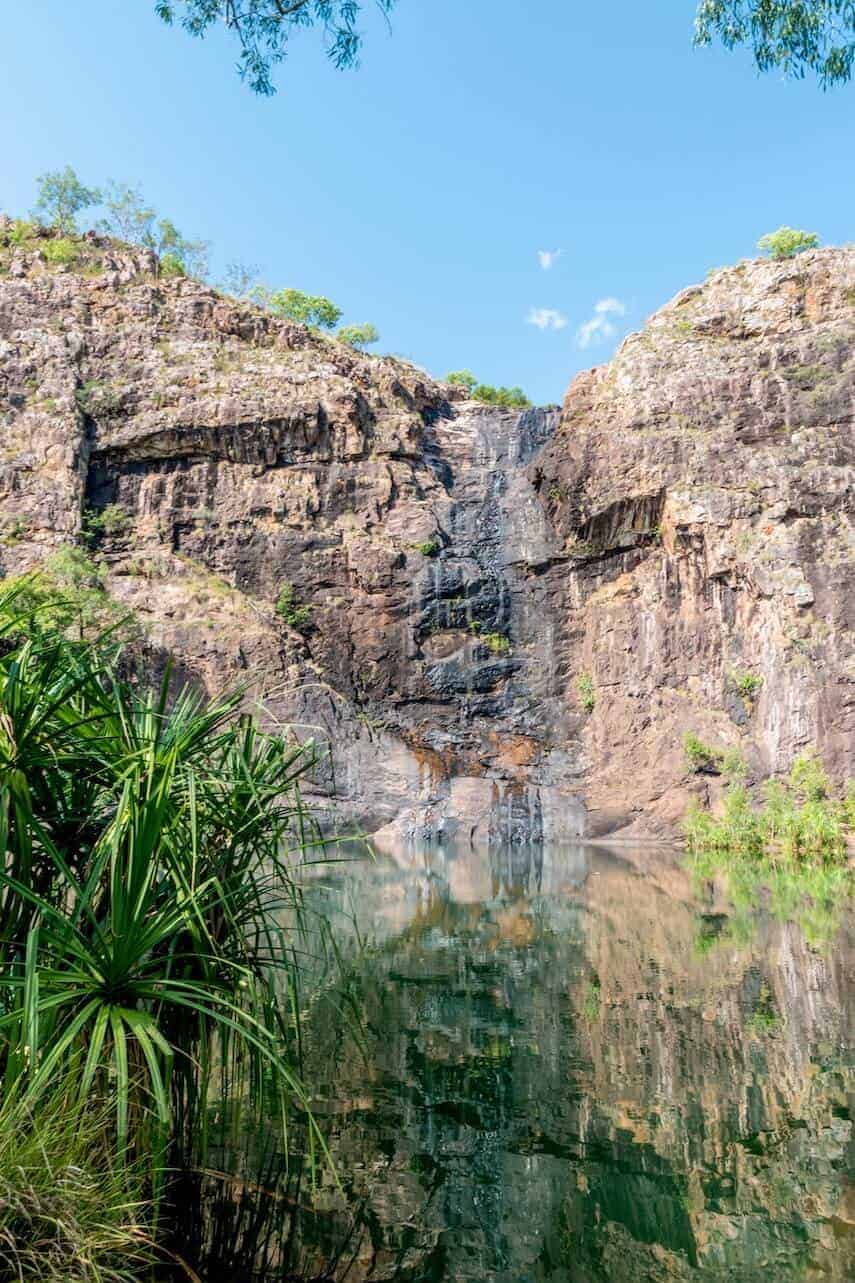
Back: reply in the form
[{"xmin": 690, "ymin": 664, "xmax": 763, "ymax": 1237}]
[
  {"xmin": 445, "ymin": 370, "xmax": 477, "ymax": 391},
  {"xmin": 33, "ymin": 167, "xmax": 101, "ymax": 234},
  {"xmin": 757, "ymin": 227, "xmax": 820, "ymax": 260},
  {"xmin": 265, "ymin": 289, "xmax": 342, "ymax": 329},
  {"xmin": 221, "ymin": 260, "xmax": 261, "ymax": 298},
  {"xmin": 96, "ymin": 181, "xmax": 210, "ymax": 279},
  {"xmin": 337, "ymin": 322, "xmax": 380, "ymax": 350}
]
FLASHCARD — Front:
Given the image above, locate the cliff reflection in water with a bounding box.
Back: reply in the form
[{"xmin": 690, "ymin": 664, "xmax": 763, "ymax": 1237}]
[{"xmin": 213, "ymin": 843, "xmax": 855, "ymax": 1281}]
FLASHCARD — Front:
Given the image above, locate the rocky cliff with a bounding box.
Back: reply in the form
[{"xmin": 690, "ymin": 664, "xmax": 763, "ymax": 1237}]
[{"xmin": 1, "ymin": 219, "xmax": 853, "ymax": 843}]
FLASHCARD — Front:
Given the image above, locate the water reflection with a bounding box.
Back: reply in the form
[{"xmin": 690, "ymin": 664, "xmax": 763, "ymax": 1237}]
[{"xmin": 194, "ymin": 842, "xmax": 855, "ymax": 1281}]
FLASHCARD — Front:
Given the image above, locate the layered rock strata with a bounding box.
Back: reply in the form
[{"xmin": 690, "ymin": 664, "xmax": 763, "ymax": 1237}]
[{"xmin": 1, "ymin": 219, "xmax": 852, "ymax": 841}]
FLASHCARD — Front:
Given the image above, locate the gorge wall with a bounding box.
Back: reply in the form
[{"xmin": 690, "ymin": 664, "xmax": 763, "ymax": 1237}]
[{"xmin": 1, "ymin": 219, "xmax": 853, "ymax": 844}]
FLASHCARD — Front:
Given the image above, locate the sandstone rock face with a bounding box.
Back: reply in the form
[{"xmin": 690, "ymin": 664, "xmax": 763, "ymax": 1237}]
[
  {"xmin": 530, "ymin": 250, "xmax": 854, "ymax": 837},
  {"xmin": 1, "ymin": 221, "xmax": 853, "ymax": 842}
]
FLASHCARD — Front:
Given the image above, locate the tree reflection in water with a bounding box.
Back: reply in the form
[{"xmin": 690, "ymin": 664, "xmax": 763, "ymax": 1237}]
[{"xmin": 174, "ymin": 842, "xmax": 854, "ymax": 1282}]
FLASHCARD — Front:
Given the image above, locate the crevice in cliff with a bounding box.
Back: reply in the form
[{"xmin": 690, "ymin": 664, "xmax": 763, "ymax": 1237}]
[{"xmin": 575, "ymin": 492, "xmax": 666, "ymax": 554}]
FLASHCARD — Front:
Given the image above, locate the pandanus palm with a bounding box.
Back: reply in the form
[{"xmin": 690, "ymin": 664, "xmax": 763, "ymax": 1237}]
[{"xmin": 0, "ymin": 580, "xmax": 329, "ymax": 1178}]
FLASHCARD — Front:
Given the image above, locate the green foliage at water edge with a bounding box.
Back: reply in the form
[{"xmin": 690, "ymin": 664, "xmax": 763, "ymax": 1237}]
[
  {"xmin": 0, "ymin": 581, "xmax": 330, "ymax": 1192},
  {"xmin": 0, "ymin": 1081, "xmax": 149, "ymax": 1282},
  {"xmin": 684, "ymin": 752, "xmax": 853, "ymax": 865}
]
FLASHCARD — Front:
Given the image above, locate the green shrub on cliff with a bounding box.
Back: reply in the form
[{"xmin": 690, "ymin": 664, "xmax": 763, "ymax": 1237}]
[
  {"xmin": 445, "ymin": 370, "xmax": 477, "ymax": 391},
  {"xmin": 472, "ymin": 384, "xmax": 531, "ymax": 409},
  {"xmin": 576, "ymin": 672, "xmax": 595, "ymax": 714},
  {"xmin": 2, "ymin": 546, "xmax": 135, "ymax": 641},
  {"xmin": 443, "ymin": 371, "xmax": 530, "ymax": 408},
  {"xmin": 7, "ymin": 219, "xmax": 39, "ymax": 247},
  {"xmin": 483, "ymin": 631, "xmax": 511, "ymax": 655},
  {"xmin": 337, "ymin": 321, "xmax": 380, "ymax": 350},
  {"xmin": 159, "ymin": 251, "xmax": 186, "ymax": 277},
  {"xmin": 757, "ymin": 227, "xmax": 820, "ymax": 260},
  {"xmin": 411, "ymin": 538, "xmax": 440, "ymax": 557},
  {"xmin": 82, "ymin": 503, "xmax": 131, "ymax": 547},
  {"xmin": 41, "ymin": 237, "xmax": 79, "ymax": 266},
  {"xmin": 684, "ymin": 732, "xmax": 722, "ymax": 773},
  {"xmin": 276, "ymin": 580, "xmax": 312, "ymax": 631},
  {"xmin": 730, "ymin": 669, "xmax": 763, "ymax": 699},
  {"xmin": 265, "ymin": 288, "xmax": 342, "ymax": 330}
]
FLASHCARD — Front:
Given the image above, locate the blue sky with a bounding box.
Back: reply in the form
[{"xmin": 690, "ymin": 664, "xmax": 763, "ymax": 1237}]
[{"xmin": 2, "ymin": 2, "xmax": 853, "ymax": 404}]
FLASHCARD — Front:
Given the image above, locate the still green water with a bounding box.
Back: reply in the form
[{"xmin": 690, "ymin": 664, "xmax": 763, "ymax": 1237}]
[{"xmin": 206, "ymin": 842, "xmax": 855, "ymax": 1281}]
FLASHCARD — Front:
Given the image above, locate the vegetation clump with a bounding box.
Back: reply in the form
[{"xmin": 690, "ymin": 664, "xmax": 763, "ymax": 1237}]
[
  {"xmin": 730, "ymin": 669, "xmax": 762, "ymax": 699},
  {"xmin": 683, "ymin": 731, "xmax": 742, "ymax": 775},
  {"xmin": 757, "ymin": 227, "xmax": 820, "ymax": 259},
  {"xmin": 337, "ymin": 321, "xmax": 380, "ymax": 350},
  {"xmin": 159, "ymin": 251, "xmax": 187, "ymax": 278},
  {"xmin": 75, "ymin": 380, "xmax": 123, "ymax": 414},
  {"xmin": 82, "ymin": 503, "xmax": 131, "ymax": 547},
  {"xmin": 7, "ymin": 218, "xmax": 41, "ymax": 248},
  {"xmin": 445, "ymin": 369, "xmax": 477, "ymax": 391},
  {"xmin": 276, "ymin": 580, "xmax": 312, "ymax": 631},
  {"xmin": 472, "ymin": 383, "xmax": 531, "ymax": 409},
  {"xmin": 443, "ymin": 370, "xmax": 531, "ymax": 408},
  {"xmin": 0, "ymin": 518, "xmax": 28, "ymax": 547},
  {"xmin": 260, "ymin": 287, "xmax": 342, "ymax": 329},
  {"xmin": 466, "ymin": 622, "xmax": 512, "ymax": 652},
  {"xmin": 482, "ymin": 631, "xmax": 511, "ymax": 655},
  {"xmin": 0, "ymin": 1083, "xmax": 148, "ymax": 1282},
  {"xmin": 412, "ymin": 538, "xmax": 440, "ymax": 557},
  {"xmin": 0, "ymin": 581, "xmax": 329, "ymax": 1271},
  {"xmin": 40, "ymin": 236, "xmax": 79, "ymax": 266},
  {"xmin": 33, "ymin": 166, "xmax": 102, "ymax": 234},
  {"xmin": 684, "ymin": 753, "xmax": 853, "ymax": 866},
  {"xmin": 576, "ymin": 671, "xmax": 595, "ymax": 714},
  {"xmin": 3, "ymin": 546, "xmax": 135, "ymax": 641}
]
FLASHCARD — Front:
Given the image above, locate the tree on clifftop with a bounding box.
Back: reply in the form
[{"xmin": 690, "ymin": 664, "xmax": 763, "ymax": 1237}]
[
  {"xmin": 154, "ymin": 0, "xmax": 395, "ymax": 94},
  {"xmin": 33, "ymin": 167, "xmax": 101, "ymax": 233},
  {"xmin": 695, "ymin": 0, "xmax": 855, "ymax": 87},
  {"xmin": 97, "ymin": 180, "xmax": 210, "ymax": 279}
]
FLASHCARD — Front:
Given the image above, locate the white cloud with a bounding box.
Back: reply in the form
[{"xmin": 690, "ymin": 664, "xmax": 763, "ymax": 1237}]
[
  {"xmin": 594, "ymin": 296, "xmax": 626, "ymax": 317},
  {"xmin": 576, "ymin": 297, "xmax": 627, "ymax": 349},
  {"xmin": 537, "ymin": 249, "xmax": 561, "ymax": 271},
  {"xmin": 526, "ymin": 306, "xmax": 568, "ymax": 332}
]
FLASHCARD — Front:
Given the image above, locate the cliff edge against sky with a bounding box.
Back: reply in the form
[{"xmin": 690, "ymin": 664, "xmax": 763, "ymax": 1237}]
[{"xmin": 1, "ymin": 219, "xmax": 852, "ymax": 844}]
